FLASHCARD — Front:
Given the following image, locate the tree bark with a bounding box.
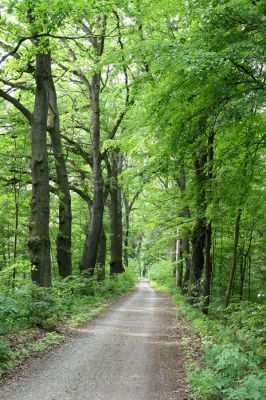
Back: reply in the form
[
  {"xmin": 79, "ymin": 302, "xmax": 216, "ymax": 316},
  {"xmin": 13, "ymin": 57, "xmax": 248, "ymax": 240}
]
[
  {"xmin": 80, "ymin": 70, "xmax": 104, "ymax": 275},
  {"xmin": 188, "ymin": 152, "xmax": 207, "ymax": 303},
  {"xmin": 123, "ymin": 194, "xmax": 130, "ymax": 269},
  {"xmin": 224, "ymin": 208, "xmax": 242, "ymax": 308},
  {"xmin": 110, "ymin": 150, "xmax": 124, "ymax": 275},
  {"xmin": 176, "ymin": 239, "xmax": 183, "ymax": 288},
  {"xmin": 96, "ymin": 225, "xmax": 106, "ymax": 281},
  {"xmin": 79, "ymin": 17, "xmax": 106, "ymax": 275},
  {"xmin": 189, "ymin": 217, "xmax": 205, "ymax": 301},
  {"xmin": 203, "ymin": 131, "xmax": 214, "ymax": 314},
  {"xmin": 28, "ymin": 52, "xmax": 51, "ymax": 287},
  {"xmin": 176, "ymin": 168, "xmax": 192, "ymax": 292},
  {"xmin": 47, "ymin": 63, "xmax": 72, "ymax": 278},
  {"xmin": 203, "ymin": 222, "xmax": 212, "ymax": 313}
]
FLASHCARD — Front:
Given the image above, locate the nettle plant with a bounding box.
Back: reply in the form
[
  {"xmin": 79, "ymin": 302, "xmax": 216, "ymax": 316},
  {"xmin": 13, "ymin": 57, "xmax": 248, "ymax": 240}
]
[{"xmin": 188, "ymin": 342, "xmax": 266, "ymax": 400}]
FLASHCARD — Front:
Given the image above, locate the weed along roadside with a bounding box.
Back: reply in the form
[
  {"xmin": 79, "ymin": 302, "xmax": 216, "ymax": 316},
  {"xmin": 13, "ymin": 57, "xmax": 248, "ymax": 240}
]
[
  {"xmin": 0, "ymin": 272, "xmax": 136, "ymax": 381},
  {"xmin": 149, "ymin": 261, "xmax": 266, "ymax": 400}
]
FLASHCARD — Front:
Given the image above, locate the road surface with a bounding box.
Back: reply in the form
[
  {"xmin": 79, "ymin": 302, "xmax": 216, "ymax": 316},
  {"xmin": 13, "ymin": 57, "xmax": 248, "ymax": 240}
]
[{"xmin": 1, "ymin": 281, "xmax": 190, "ymax": 400}]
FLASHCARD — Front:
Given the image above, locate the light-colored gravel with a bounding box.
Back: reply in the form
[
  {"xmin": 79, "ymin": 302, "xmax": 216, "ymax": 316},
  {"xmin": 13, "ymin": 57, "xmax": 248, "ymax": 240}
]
[{"xmin": 0, "ymin": 281, "xmax": 190, "ymax": 400}]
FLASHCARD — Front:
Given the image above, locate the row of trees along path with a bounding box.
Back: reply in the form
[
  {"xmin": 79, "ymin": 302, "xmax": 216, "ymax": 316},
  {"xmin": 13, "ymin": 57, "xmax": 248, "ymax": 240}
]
[{"xmin": 0, "ymin": 1, "xmax": 265, "ymax": 312}]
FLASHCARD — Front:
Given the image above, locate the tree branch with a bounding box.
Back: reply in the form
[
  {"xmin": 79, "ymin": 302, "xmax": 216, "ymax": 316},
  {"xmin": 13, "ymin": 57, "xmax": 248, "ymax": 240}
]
[
  {"xmin": 61, "ymin": 134, "xmax": 93, "ymax": 166},
  {"xmin": 0, "ymin": 88, "xmax": 32, "ymax": 122}
]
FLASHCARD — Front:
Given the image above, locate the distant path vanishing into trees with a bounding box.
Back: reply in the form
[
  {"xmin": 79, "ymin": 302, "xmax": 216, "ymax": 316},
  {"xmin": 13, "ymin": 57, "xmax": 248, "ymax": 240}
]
[{"xmin": 1, "ymin": 282, "xmax": 190, "ymax": 400}]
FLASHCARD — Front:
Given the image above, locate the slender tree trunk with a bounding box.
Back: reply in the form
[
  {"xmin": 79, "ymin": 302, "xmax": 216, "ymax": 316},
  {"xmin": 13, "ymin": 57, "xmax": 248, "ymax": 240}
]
[
  {"xmin": 239, "ymin": 254, "xmax": 246, "ymax": 301},
  {"xmin": 122, "ymin": 190, "xmax": 141, "ymax": 269},
  {"xmin": 248, "ymin": 255, "xmax": 251, "ymax": 301},
  {"xmin": 137, "ymin": 234, "xmax": 143, "ymax": 275},
  {"xmin": 176, "ymin": 239, "xmax": 183, "ymax": 288},
  {"xmin": 203, "ymin": 222, "xmax": 212, "ymax": 314},
  {"xmin": 123, "ymin": 195, "xmax": 130, "ymax": 269},
  {"xmin": 110, "ymin": 151, "xmax": 124, "ymax": 275},
  {"xmin": 12, "ymin": 180, "xmax": 19, "ymax": 287},
  {"xmin": 182, "ymin": 253, "xmax": 191, "ymax": 294},
  {"xmin": 28, "ymin": 52, "xmax": 51, "ymax": 287},
  {"xmin": 96, "ymin": 225, "xmax": 106, "ymax": 281},
  {"xmin": 224, "ymin": 208, "xmax": 242, "ymax": 308},
  {"xmin": 203, "ymin": 131, "xmax": 214, "ymax": 314},
  {"xmin": 47, "ymin": 63, "xmax": 72, "ymax": 278}
]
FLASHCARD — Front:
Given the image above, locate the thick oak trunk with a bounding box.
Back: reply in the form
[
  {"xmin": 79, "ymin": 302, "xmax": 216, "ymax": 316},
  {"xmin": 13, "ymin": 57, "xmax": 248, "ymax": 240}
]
[
  {"xmin": 28, "ymin": 52, "xmax": 51, "ymax": 287},
  {"xmin": 110, "ymin": 151, "xmax": 124, "ymax": 275},
  {"xmin": 176, "ymin": 168, "xmax": 192, "ymax": 291},
  {"xmin": 189, "ymin": 217, "xmax": 205, "ymax": 300},
  {"xmin": 80, "ymin": 72, "xmax": 104, "ymax": 275},
  {"xmin": 47, "ymin": 64, "xmax": 72, "ymax": 278},
  {"xmin": 79, "ymin": 17, "xmax": 106, "ymax": 275}
]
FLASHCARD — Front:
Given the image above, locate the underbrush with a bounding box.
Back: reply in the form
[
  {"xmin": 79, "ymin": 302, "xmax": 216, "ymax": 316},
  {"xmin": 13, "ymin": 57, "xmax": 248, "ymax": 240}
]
[
  {"xmin": 0, "ymin": 268, "xmax": 136, "ymax": 379},
  {"xmin": 149, "ymin": 261, "xmax": 266, "ymax": 400}
]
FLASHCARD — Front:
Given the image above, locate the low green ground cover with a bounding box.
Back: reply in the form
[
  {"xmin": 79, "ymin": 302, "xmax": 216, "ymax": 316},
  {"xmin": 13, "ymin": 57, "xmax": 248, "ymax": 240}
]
[
  {"xmin": 149, "ymin": 261, "xmax": 266, "ymax": 400},
  {"xmin": 0, "ymin": 269, "xmax": 136, "ymax": 380}
]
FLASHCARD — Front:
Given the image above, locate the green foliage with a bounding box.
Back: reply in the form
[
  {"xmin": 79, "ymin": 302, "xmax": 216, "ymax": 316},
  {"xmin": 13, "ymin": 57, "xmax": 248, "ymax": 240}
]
[
  {"xmin": 148, "ymin": 260, "xmax": 175, "ymax": 291},
  {"xmin": 0, "ymin": 296, "xmax": 20, "ymax": 334},
  {"xmin": 29, "ymin": 332, "xmax": 64, "ymax": 353},
  {"xmin": 0, "ymin": 270, "xmax": 136, "ymax": 378},
  {"xmin": 188, "ymin": 345, "xmax": 266, "ymax": 400},
  {"xmin": 0, "ymin": 341, "xmax": 12, "ymax": 364}
]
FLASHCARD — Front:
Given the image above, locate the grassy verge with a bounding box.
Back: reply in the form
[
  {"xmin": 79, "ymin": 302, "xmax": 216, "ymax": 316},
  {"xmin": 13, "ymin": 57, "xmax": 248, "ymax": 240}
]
[
  {"xmin": 0, "ymin": 270, "xmax": 136, "ymax": 380},
  {"xmin": 149, "ymin": 261, "xmax": 266, "ymax": 400}
]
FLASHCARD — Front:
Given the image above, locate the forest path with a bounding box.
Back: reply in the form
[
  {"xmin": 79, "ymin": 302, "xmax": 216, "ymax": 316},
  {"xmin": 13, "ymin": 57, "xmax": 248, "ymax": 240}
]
[{"xmin": 1, "ymin": 281, "xmax": 190, "ymax": 400}]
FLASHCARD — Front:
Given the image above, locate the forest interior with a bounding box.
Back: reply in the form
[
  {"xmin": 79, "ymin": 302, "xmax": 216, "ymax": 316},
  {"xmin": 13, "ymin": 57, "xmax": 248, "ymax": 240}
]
[{"xmin": 0, "ymin": 0, "xmax": 265, "ymax": 399}]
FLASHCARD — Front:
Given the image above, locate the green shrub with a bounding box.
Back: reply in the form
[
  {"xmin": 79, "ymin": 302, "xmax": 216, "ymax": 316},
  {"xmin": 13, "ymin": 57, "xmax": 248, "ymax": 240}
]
[
  {"xmin": 0, "ymin": 340, "xmax": 12, "ymax": 364},
  {"xmin": 0, "ymin": 296, "xmax": 20, "ymax": 334}
]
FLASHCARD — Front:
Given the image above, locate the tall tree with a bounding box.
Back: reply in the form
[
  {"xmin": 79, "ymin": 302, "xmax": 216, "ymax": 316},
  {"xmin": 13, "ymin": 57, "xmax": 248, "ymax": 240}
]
[
  {"xmin": 28, "ymin": 50, "xmax": 51, "ymax": 287},
  {"xmin": 80, "ymin": 15, "xmax": 106, "ymax": 274}
]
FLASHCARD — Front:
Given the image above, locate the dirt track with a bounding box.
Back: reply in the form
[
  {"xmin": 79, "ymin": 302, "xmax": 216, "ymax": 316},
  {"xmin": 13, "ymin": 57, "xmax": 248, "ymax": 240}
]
[{"xmin": 0, "ymin": 281, "xmax": 190, "ymax": 400}]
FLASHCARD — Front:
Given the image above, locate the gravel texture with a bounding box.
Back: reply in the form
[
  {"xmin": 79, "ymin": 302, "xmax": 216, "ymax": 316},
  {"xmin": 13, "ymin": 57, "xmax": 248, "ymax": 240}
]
[{"xmin": 0, "ymin": 281, "xmax": 191, "ymax": 400}]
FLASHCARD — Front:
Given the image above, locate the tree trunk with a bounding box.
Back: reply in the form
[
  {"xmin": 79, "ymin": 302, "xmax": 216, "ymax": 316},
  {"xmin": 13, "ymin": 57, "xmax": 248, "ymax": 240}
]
[
  {"xmin": 188, "ymin": 151, "xmax": 207, "ymax": 303},
  {"xmin": 189, "ymin": 217, "xmax": 205, "ymax": 301},
  {"xmin": 224, "ymin": 208, "xmax": 242, "ymax": 308},
  {"xmin": 176, "ymin": 239, "xmax": 183, "ymax": 288},
  {"xmin": 176, "ymin": 168, "xmax": 192, "ymax": 292},
  {"xmin": 80, "ymin": 71, "xmax": 104, "ymax": 275},
  {"xmin": 47, "ymin": 63, "xmax": 72, "ymax": 278},
  {"xmin": 203, "ymin": 131, "xmax": 214, "ymax": 313},
  {"xmin": 123, "ymin": 195, "xmax": 130, "ymax": 269},
  {"xmin": 28, "ymin": 52, "xmax": 51, "ymax": 287},
  {"xmin": 79, "ymin": 17, "xmax": 106, "ymax": 275},
  {"xmin": 239, "ymin": 254, "xmax": 246, "ymax": 302},
  {"xmin": 203, "ymin": 222, "xmax": 212, "ymax": 314},
  {"xmin": 182, "ymin": 253, "xmax": 191, "ymax": 294},
  {"xmin": 96, "ymin": 225, "xmax": 106, "ymax": 281},
  {"xmin": 110, "ymin": 150, "xmax": 124, "ymax": 275}
]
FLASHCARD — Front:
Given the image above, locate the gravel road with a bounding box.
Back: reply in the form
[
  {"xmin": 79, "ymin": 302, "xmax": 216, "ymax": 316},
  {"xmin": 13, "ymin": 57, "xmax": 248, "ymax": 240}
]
[{"xmin": 0, "ymin": 281, "xmax": 190, "ymax": 400}]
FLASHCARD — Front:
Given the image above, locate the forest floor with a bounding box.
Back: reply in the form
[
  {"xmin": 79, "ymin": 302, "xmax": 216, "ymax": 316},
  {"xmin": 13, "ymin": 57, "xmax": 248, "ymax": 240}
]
[{"xmin": 0, "ymin": 281, "xmax": 192, "ymax": 400}]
